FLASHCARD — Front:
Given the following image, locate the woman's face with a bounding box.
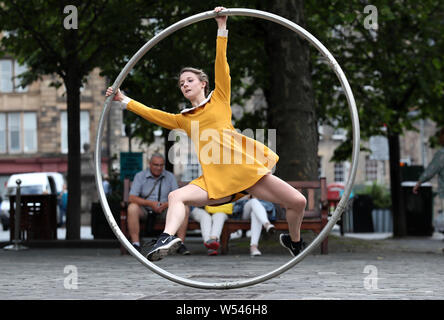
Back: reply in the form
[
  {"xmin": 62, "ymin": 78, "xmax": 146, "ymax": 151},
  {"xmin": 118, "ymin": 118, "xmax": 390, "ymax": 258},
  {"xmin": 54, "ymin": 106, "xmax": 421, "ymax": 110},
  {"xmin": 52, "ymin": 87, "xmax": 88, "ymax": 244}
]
[{"xmin": 179, "ymin": 71, "xmax": 205, "ymax": 101}]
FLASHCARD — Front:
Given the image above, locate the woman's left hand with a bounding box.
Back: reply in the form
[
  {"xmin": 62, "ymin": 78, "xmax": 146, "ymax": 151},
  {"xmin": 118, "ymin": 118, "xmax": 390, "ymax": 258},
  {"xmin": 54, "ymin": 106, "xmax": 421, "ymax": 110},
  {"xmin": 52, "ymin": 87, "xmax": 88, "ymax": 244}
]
[{"xmin": 214, "ymin": 6, "xmax": 227, "ymax": 28}]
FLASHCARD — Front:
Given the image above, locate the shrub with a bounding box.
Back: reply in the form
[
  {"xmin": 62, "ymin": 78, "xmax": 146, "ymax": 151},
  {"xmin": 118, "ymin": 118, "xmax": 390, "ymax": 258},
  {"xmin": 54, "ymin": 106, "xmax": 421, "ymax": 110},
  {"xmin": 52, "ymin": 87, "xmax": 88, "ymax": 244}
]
[{"xmin": 355, "ymin": 182, "xmax": 391, "ymax": 209}]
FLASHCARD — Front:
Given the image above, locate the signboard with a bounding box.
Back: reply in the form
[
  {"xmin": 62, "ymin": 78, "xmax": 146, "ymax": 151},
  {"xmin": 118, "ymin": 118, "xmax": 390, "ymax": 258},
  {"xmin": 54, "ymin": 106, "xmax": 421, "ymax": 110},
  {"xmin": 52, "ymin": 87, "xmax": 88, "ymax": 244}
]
[
  {"xmin": 120, "ymin": 152, "xmax": 143, "ymax": 181},
  {"xmin": 369, "ymin": 135, "xmax": 389, "ymax": 161}
]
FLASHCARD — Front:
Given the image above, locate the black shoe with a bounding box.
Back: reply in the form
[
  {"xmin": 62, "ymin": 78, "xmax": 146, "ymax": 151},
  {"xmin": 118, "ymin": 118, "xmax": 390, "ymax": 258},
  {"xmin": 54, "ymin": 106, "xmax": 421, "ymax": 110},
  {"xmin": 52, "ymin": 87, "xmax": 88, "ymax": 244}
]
[
  {"xmin": 146, "ymin": 233, "xmax": 182, "ymax": 262},
  {"xmin": 265, "ymin": 224, "xmax": 276, "ymax": 234},
  {"xmin": 279, "ymin": 233, "xmax": 305, "ymax": 257},
  {"xmin": 133, "ymin": 243, "xmax": 141, "ymax": 253},
  {"xmin": 177, "ymin": 243, "xmax": 190, "ymax": 255}
]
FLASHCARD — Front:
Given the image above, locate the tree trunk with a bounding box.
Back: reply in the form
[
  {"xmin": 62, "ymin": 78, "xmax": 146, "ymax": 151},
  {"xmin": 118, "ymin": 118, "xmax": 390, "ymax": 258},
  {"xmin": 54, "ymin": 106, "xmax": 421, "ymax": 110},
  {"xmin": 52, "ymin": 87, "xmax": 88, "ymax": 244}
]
[
  {"xmin": 262, "ymin": 0, "xmax": 318, "ymax": 181},
  {"xmin": 63, "ymin": 18, "xmax": 82, "ymax": 240},
  {"xmin": 65, "ymin": 72, "xmax": 82, "ymax": 240},
  {"xmin": 387, "ymin": 130, "xmax": 407, "ymax": 237}
]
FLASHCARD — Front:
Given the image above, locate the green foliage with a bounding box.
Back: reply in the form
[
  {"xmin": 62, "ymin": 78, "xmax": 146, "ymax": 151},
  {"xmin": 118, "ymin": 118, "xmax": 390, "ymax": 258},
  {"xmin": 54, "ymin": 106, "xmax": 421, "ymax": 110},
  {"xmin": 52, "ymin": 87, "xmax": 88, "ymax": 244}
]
[
  {"xmin": 355, "ymin": 182, "xmax": 392, "ymax": 209},
  {"xmin": 0, "ymin": 0, "xmax": 149, "ymax": 86},
  {"xmin": 306, "ymin": 0, "xmax": 444, "ymax": 160}
]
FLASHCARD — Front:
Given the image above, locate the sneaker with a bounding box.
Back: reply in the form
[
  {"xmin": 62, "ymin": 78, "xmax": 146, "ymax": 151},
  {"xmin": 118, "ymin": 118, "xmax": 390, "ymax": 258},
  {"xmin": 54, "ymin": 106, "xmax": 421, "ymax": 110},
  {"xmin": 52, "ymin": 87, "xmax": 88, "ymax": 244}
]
[
  {"xmin": 279, "ymin": 233, "xmax": 305, "ymax": 257},
  {"xmin": 250, "ymin": 246, "xmax": 262, "ymax": 256},
  {"xmin": 146, "ymin": 233, "xmax": 182, "ymax": 262},
  {"xmin": 265, "ymin": 223, "xmax": 276, "ymax": 234},
  {"xmin": 132, "ymin": 243, "xmax": 141, "ymax": 253},
  {"xmin": 204, "ymin": 239, "xmax": 220, "ymax": 251},
  {"xmin": 177, "ymin": 243, "xmax": 190, "ymax": 255},
  {"xmin": 207, "ymin": 249, "xmax": 218, "ymax": 256}
]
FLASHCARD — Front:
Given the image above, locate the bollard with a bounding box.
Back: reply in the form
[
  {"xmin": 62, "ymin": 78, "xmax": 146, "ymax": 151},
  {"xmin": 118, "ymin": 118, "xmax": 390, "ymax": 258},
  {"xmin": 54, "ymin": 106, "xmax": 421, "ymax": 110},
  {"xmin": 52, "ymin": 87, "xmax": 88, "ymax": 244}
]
[{"xmin": 4, "ymin": 179, "xmax": 28, "ymax": 251}]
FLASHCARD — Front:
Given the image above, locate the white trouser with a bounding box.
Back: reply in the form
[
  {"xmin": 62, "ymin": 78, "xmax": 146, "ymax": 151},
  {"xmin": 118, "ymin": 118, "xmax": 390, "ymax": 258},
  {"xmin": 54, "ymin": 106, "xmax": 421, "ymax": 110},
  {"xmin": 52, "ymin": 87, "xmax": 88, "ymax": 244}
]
[
  {"xmin": 191, "ymin": 207, "xmax": 228, "ymax": 242},
  {"xmin": 242, "ymin": 198, "xmax": 270, "ymax": 246}
]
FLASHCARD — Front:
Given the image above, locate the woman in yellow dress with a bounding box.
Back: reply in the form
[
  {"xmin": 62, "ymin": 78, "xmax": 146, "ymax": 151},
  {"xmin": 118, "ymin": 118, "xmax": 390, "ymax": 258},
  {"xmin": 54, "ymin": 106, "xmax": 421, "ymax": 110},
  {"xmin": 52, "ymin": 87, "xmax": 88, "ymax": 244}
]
[{"xmin": 106, "ymin": 7, "xmax": 307, "ymax": 261}]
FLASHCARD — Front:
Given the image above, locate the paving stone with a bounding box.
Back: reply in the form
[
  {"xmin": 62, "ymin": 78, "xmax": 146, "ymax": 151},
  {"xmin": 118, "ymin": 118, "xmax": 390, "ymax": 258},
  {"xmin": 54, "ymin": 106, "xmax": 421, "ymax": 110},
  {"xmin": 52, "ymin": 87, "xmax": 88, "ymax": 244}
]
[{"xmin": 1, "ymin": 233, "xmax": 443, "ymax": 300}]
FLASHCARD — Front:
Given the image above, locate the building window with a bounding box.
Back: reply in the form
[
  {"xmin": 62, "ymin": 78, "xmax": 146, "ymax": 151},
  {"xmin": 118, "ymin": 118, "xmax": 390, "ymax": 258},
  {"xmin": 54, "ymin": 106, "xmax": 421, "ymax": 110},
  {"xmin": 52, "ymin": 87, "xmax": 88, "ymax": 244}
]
[
  {"xmin": 318, "ymin": 156, "xmax": 324, "ymax": 178},
  {"xmin": 365, "ymin": 156, "xmax": 378, "ymax": 182},
  {"xmin": 0, "ymin": 59, "xmax": 28, "ymax": 93},
  {"xmin": 0, "ymin": 60, "xmax": 12, "ymax": 92},
  {"xmin": 0, "ymin": 112, "xmax": 37, "ymax": 154},
  {"xmin": 23, "ymin": 113, "xmax": 37, "ymax": 152},
  {"xmin": 0, "ymin": 113, "xmax": 6, "ymax": 153},
  {"xmin": 334, "ymin": 163, "xmax": 345, "ymax": 183},
  {"xmin": 334, "ymin": 162, "xmax": 350, "ymax": 183},
  {"xmin": 8, "ymin": 113, "xmax": 21, "ymax": 153},
  {"xmin": 61, "ymin": 110, "xmax": 90, "ymax": 154},
  {"xmin": 80, "ymin": 111, "xmax": 90, "ymax": 152}
]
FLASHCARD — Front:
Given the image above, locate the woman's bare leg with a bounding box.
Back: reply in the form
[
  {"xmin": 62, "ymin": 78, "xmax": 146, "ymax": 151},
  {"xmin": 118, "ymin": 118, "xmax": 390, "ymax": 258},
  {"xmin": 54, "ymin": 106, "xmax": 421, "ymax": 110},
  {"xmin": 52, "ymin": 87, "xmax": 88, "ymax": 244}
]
[
  {"xmin": 175, "ymin": 205, "xmax": 190, "ymax": 242},
  {"xmin": 246, "ymin": 174, "xmax": 306, "ymax": 242},
  {"xmin": 164, "ymin": 184, "xmax": 232, "ymax": 236}
]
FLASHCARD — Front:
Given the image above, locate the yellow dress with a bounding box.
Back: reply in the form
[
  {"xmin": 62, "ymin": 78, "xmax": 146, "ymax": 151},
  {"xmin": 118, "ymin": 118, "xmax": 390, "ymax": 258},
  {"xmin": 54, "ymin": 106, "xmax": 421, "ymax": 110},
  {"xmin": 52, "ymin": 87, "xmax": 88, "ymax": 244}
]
[{"xmin": 126, "ymin": 34, "xmax": 279, "ymax": 200}]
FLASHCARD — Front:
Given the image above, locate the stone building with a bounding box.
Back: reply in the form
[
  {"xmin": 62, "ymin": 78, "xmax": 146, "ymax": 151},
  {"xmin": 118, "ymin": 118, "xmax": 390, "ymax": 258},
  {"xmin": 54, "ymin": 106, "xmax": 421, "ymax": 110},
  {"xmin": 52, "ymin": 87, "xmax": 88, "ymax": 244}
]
[
  {"xmin": 0, "ymin": 57, "xmax": 122, "ymax": 219},
  {"xmin": 319, "ymin": 119, "xmax": 439, "ymax": 188}
]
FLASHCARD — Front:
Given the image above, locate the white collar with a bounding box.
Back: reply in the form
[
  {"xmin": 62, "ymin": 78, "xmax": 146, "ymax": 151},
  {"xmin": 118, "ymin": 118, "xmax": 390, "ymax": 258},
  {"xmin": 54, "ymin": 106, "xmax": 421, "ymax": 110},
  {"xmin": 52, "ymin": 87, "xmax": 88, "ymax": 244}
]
[{"xmin": 180, "ymin": 91, "xmax": 214, "ymax": 114}]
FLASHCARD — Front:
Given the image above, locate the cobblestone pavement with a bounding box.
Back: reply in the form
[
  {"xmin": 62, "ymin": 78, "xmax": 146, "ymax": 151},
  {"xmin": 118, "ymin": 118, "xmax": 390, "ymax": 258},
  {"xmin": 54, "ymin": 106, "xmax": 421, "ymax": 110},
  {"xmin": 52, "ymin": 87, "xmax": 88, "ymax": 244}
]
[{"xmin": 1, "ymin": 231, "xmax": 443, "ymax": 300}]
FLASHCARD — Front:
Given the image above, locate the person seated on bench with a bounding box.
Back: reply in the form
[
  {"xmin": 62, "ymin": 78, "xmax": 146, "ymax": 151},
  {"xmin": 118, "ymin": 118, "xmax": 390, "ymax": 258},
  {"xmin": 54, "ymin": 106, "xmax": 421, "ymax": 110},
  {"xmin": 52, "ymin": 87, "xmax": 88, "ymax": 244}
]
[
  {"xmin": 233, "ymin": 195, "xmax": 276, "ymax": 256},
  {"xmin": 190, "ymin": 203, "xmax": 232, "ymax": 255},
  {"xmin": 128, "ymin": 153, "xmax": 190, "ymax": 254}
]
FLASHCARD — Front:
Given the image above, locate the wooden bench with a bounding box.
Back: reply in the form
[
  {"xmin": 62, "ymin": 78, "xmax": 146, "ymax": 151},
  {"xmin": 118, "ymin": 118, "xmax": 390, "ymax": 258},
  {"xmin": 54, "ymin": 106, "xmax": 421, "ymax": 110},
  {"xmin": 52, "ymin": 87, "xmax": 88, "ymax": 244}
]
[{"xmin": 119, "ymin": 177, "xmax": 328, "ymax": 255}]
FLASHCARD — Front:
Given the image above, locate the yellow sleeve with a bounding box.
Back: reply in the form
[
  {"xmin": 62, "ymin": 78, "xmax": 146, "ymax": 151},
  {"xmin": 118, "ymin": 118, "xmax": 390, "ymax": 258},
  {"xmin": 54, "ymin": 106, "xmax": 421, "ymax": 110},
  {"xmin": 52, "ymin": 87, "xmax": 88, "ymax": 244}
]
[
  {"xmin": 213, "ymin": 36, "xmax": 231, "ymax": 103},
  {"xmin": 127, "ymin": 99, "xmax": 181, "ymax": 130}
]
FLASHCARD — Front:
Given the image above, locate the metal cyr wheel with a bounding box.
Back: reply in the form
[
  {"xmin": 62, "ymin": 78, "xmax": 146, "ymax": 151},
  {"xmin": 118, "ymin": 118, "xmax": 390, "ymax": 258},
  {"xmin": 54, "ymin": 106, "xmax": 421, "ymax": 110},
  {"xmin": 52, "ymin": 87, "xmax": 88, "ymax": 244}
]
[{"xmin": 94, "ymin": 8, "xmax": 360, "ymax": 290}]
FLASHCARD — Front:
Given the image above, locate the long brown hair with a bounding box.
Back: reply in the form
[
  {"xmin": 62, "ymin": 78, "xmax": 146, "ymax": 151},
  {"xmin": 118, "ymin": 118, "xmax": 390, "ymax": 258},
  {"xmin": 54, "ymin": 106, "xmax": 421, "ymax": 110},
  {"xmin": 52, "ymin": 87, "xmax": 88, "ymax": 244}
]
[{"xmin": 178, "ymin": 67, "xmax": 210, "ymax": 97}]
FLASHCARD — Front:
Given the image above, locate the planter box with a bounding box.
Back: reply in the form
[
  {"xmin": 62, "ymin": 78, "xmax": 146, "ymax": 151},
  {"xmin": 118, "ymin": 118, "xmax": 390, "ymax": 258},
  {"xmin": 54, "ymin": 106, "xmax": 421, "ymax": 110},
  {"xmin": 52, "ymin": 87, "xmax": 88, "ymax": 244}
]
[
  {"xmin": 341, "ymin": 206, "xmax": 393, "ymax": 233},
  {"xmin": 371, "ymin": 209, "xmax": 393, "ymax": 233}
]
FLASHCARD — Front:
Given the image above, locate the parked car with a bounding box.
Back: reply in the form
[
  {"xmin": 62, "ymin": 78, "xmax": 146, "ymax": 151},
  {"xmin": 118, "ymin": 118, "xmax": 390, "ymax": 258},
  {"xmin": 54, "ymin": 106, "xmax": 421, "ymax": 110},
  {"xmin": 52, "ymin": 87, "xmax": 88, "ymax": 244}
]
[{"xmin": 0, "ymin": 172, "xmax": 65, "ymax": 230}]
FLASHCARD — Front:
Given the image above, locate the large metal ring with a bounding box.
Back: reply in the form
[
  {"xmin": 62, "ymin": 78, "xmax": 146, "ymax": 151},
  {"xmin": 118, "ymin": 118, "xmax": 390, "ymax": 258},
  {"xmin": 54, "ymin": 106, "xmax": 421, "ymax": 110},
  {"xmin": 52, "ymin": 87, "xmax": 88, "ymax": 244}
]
[{"xmin": 94, "ymin": 8, "xmax": 360, "ymax": 290}]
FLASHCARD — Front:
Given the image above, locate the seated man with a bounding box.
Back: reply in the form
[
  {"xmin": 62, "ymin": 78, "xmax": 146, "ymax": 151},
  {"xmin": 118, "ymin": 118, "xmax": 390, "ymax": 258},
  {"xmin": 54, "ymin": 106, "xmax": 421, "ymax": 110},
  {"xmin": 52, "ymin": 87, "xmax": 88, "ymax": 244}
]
[{"xmin": 128, "ymin": 153, "xmax": 190, "ymax": 254}]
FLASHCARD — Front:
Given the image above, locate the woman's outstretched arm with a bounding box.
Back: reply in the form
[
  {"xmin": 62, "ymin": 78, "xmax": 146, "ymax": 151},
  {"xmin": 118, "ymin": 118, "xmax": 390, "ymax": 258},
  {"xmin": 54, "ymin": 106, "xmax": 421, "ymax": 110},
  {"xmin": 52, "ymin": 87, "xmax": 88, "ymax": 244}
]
[
  {"xmin": 213, "ymin": 6, "xmax": 230, "ymax": 104},
  {"xmin": 105, "ymin": 87, "xmax": 181, "ymax": 130}
]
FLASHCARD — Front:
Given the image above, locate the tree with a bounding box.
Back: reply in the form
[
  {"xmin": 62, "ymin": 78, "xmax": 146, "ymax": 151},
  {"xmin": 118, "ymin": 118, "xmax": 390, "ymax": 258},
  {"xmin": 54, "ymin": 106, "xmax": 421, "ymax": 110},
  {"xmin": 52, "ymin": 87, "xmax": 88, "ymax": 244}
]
[
  {"xmin": 306, "ymin": 0, "xmax": 444, "ymax": 236},
  {"xmin": 0, "ymin": 0, "xmax": 150, "ymax": 239},
  {"xmin": 260, "ymin": 0, "xmax": 318, "ymax": 180}
]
